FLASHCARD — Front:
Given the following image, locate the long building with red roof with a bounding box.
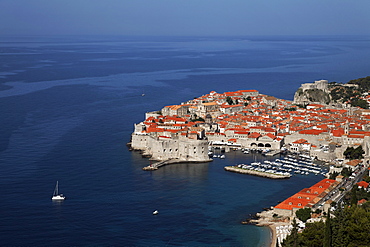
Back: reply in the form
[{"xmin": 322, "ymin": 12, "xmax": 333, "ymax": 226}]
[{"xmin": 273, "ymin": 179, "xmax": 340, "ymax": 216}]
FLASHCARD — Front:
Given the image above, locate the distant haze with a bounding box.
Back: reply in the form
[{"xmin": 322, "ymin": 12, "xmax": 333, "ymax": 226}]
[{"xmin": 0, "ymin": 0, "xmax": 369, "ymax": 36}]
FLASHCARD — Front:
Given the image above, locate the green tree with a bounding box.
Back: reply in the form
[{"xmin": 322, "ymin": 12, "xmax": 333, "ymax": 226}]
[
  {"xmin": 348, "ymin": 76, "xmax": 370, "ymax": 92},
  {"xmin": 344, "ymin": 147, "xmax": 355, "ymax": 159},
  {"xmin": 329, "ymin": 171, "xmax": 339, "ymax": 180},
  {"xmin": 284, "ymin": 203, "xmax": 370, "ymax": 247},
  {"xmin": 299, "ymin": 221, "xmax": 325, "ymax": 247},
  {"xmin": 353, "ymin": 145, "xmax": 365, "ymax": 159},
  {"xmin": 324, "ymin": 210, "xmax": 332, "ymax": 247},
  {"xmin": 296, "ymin": 208, "xmax": 312, "ymax": 222},
  {"xmin": 283, "ymin": 218, "xmax": 300, "ymax": 247},
  {"xmin": 344, "ymin": 146, "xmax": 364, "ymax": 160},
  {"xmin": 351, "ymin": 98, "xmax": 369, "ymax": 109},
  {"xmin": 332, "ymin": 205, "xmax": 351, "ymax": 246},
  {"xmin": 226, "ymin": 96, "xmax": 234, "ymax": 105},
  {"xmin": 349, "ymin": 187, "xmax": 359, "ymax": 206},
  {"xmin": 345, "ymin": 207, "xmax": 370, "ymax": 246},
  {"xmin": 341, "ymin": 167, "xmax": 352, "ymax": 177}
]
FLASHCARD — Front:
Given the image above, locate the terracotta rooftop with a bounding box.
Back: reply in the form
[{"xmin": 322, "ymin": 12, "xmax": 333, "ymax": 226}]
[{"xmin": 274, "ymin": 179, "xmax": 338, "ymax": 211}]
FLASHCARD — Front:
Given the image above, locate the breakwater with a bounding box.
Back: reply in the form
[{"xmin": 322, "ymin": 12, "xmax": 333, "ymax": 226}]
[
  {"xmin": 142, "ymin": 159, "xmax": 180, "ymax": 170},
  {"xmin": 224, "ymin": 166, "xmax": 291, "ymax": 179},
  {"xmin": 142, "ymin": 158, "xmax": 212, "ymax": 170}
]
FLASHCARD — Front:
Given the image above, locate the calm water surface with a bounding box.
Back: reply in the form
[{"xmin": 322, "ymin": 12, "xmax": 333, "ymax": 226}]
[{"xmin": 0, "ymin": 35, "xmax": 369, "ymax": 246}]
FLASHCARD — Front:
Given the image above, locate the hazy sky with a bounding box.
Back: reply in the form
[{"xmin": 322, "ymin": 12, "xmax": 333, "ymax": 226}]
[{"xmin": 1, "ymin": 0, "xmax": 369, "ymax": 36}]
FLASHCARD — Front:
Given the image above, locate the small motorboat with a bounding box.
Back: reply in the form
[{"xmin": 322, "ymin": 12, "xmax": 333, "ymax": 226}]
[{"xmin": 153, "ymin": 210, "xmax": 159, "ymax": 215}]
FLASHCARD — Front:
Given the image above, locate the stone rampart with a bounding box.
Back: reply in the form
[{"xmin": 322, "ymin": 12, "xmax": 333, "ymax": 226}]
[{"xmin": 131, "ymin": 133, "xmax": 212, "ymax": 162}]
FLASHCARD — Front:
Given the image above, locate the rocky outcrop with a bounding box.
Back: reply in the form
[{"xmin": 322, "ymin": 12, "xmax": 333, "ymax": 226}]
[{"xmin": 294, "ymin": 80, "xmax": 331, "ymax": 105}]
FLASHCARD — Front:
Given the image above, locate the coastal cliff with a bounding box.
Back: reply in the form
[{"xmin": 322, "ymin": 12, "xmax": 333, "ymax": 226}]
[
  {"xmin": 293, "ymin": 79, "xmax": 330, "ymax": 105},
  {"xmin": 293, "ymin": 77, "xmax": 370, "ymax": 108}
]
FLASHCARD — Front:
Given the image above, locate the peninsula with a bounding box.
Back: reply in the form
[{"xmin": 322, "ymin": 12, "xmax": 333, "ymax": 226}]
[
  {"xmin": 129, "ymin": 77, "xmax": 370, "ymax": 246},
  {"xmin": 129, "ymin": 78, "xmax": 370, "ymax": 168}
]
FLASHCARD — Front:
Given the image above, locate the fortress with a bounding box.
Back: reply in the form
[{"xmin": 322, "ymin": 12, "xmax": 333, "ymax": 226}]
[
  {"xmin": 300, "ymin": 79, "xmax": 329, "ymax": 92},
  {"xmin": 293, "ymin": 80, "xmax": 329, "ymax": 105},
  {"xmin": 131, "ymin": 129, "xmax": 211, "ymax": 162},
  {"xmin": 130, "ymin": 122, "xmax": 212, "ymax": 162}
]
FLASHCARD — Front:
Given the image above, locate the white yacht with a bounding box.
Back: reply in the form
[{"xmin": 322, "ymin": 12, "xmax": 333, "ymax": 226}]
[{"xmin": 51, "ymin": 181, "xmax": 65, "ymax": 200}]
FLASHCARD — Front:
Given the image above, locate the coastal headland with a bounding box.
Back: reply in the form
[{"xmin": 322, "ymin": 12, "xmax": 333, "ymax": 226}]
[
  {"xmin": 130, "ymin": 79, "xmax": 370, "ymax": 170},
  {"xmin": 130, "ymin": 77, "xmax": 370, "ymax": 246}
]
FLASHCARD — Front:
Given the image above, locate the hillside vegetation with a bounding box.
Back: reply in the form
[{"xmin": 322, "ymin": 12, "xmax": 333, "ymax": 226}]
[
  {"xmin": 329, "ymin": 76, "xmax": 370, "ymax": 108},
  {"xmin": 295, "ymin": 76, "xmax": 370, "ymax": 109},
  {"xmin": 282, "ymin": 185, "xmax": 370, "ymax": 247}
]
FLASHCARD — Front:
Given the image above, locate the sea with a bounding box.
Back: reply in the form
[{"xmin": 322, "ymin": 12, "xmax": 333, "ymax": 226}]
[{"xmin": 0, "ymin": 35, "xmax": 369, "ymax": 246}]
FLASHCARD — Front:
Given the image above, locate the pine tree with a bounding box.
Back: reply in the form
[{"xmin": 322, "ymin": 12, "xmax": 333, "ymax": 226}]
[
  {"xmin": 282, "ymin": 218, "xmax": 299, "ymax": 247},
  {"xmin": 291, "ymin": 218, "xmax": 299, "ymax": 247},
  {"xmin": 324, "ymin": 209, "xmax": 332, "ymax": 247}
]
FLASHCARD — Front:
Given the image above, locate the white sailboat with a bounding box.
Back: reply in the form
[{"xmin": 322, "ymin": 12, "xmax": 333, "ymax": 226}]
[{"xmin": 51, "ymin": 181, "xmax": 65, "ymax": 200}]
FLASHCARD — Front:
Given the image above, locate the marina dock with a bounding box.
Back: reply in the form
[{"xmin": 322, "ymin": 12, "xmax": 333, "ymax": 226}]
[
  {"xmin": 224, "ymin": 166, "xmax": 291, "ymax": 179},
  {"xmin": 264, "ymin": 150, "xmax": 281, "ymax": 156}
]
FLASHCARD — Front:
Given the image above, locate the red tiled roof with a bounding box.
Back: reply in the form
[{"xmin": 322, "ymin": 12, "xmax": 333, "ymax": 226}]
[
  {"xmin": 357, "ymin": 181, "xmax": 369, "ymax": 188},
  {"xmin": 346, "ymin": 159, "xmax": 362, "ymax": 167},
  {"xmin": 266, "ymin": 133, "xmax": 276, "ymax": 139},
  {"xmin": 158, "ymin": 136, "xmax": 171, "ymax": 139},
  {"xmin": 274, "ymin": 179, "xmax": 338, "ymax": 211},
  {"xmin": 299, "ymin": 129, "xmax": 326, "ymax": 135},
  {"xmin": 249, "ymin": 132, "xmax": 261, "ymax": 139},
  {"xmin": 358, "ymin": 199, "xmax": 367, "ymax": 205},
  {"xmin": 331, "ymin": 129, "xmax": 345, "ymax": 137},
  {"xmin": 238, "ymin": 89, "xmax": 258, "ymax": 93},
  {"xmin": 292, "ymin": 139, "xmax": 309, "ymax": 144},
  {"xmin": 347, "ymin": 135, "xmax": 364, "ymax": 139}
]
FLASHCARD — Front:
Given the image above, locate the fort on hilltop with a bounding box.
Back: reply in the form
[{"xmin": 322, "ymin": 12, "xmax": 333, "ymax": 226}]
[{"xmin": 293, "ymin": 79, "xmax": 330, "ymax": 105}]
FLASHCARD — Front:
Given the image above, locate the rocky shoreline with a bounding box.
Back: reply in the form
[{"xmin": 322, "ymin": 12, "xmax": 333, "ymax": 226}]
[
  {"xmin": 224, "ymin": 166, "xmax": 291, "ymax": 179},
  {"xmin": 243, "ymin": 209, "xmax": 292, "ymax": 247}
]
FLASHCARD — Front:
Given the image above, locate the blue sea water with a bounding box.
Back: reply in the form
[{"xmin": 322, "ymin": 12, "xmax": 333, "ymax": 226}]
[{"xmin": 0, "ymin": 35, "xmax": 369, "ymax": 246}]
